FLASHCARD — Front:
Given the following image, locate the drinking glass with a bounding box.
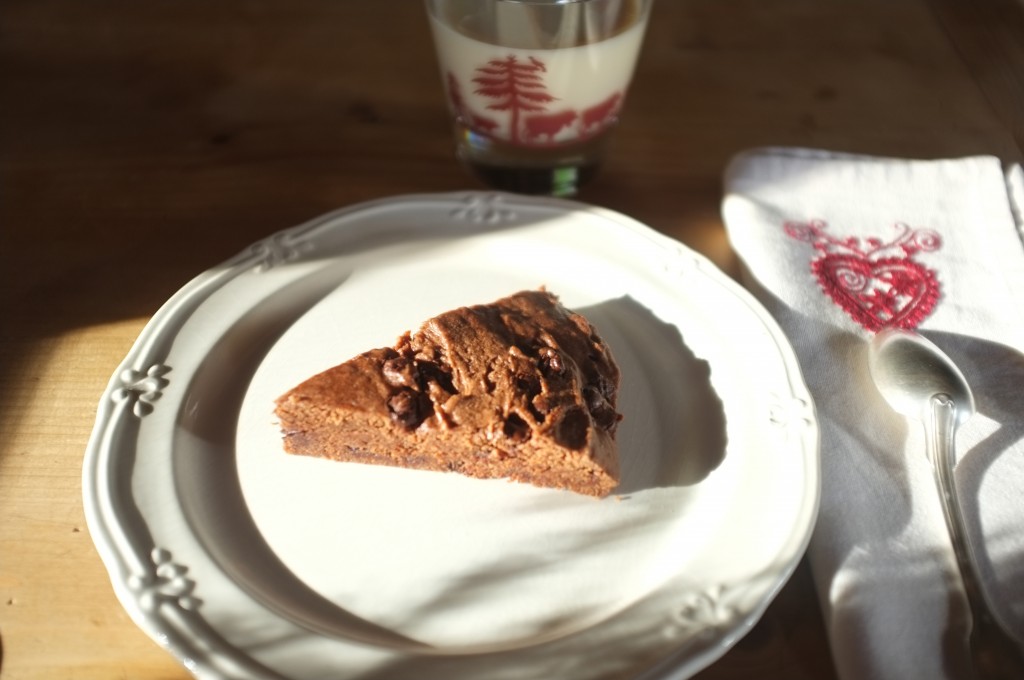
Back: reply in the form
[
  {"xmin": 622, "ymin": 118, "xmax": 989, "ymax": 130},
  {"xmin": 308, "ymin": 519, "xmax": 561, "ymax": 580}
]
[{"xmin": 425, "ymin": 0, "xmax": 653, "ymax": 196}]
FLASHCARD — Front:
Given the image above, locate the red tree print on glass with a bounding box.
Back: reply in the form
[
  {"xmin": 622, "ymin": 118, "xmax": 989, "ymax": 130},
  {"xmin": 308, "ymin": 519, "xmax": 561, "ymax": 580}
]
[
  {"xmin": 473, "ymin": 55, "xmax": 558, "ymax": 145},
  {"xmin": 785, "ymin": 219, "xmax": 942, "ymax": 332},
  {"xmin": 447, "ymin": 72, "xmax": 501, "ymax": 135}
]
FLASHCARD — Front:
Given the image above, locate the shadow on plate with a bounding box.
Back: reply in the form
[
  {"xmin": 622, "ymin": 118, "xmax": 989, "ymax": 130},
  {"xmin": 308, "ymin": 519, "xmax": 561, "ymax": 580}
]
[{"xmin": 581, "ymin": 296, "xmax": 727, "ymax": 495}]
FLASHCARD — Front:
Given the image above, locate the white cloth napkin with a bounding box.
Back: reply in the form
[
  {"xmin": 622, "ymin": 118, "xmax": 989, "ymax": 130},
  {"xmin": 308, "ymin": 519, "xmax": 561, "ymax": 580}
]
[{"xmin": 721, "ymin": 148, "xmax": 1024, "ymax": 680}]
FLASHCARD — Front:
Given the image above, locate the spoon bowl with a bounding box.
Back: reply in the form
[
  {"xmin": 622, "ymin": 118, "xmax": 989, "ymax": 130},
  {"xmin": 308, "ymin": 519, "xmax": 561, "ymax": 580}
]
[
  {"xmin": 868, "ymin": 328, "xmax": 1024, "ymax": 679},
  {"xmin": 868, "ymin": 329, "xmax": 975, "ymax": 427}
]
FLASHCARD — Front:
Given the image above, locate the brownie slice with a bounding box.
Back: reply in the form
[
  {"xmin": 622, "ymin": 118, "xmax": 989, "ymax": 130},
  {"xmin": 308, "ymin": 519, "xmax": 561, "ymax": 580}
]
[{"xmin": 274, "ymin": 290, "xmax": 622, "ymax": 497}]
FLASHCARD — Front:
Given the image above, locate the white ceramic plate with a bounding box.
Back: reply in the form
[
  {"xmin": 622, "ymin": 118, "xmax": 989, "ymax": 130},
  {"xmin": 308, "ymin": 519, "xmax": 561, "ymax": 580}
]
[{"xmin": 83, "ymin": 192, "xmax": 819, "ymax": 680}]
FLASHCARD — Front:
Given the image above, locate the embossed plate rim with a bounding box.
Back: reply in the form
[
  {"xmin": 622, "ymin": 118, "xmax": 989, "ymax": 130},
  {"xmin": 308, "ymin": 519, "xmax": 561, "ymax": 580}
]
[{"xmin": 83, "ymin": 191, "xmax": 820, "ymax": 680}]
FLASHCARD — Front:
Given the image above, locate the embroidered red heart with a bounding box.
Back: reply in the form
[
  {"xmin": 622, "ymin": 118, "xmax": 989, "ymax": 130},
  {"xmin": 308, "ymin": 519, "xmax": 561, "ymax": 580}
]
[{"xmin": 813, "ymin": 254, "xmax": 940, "ymax": 331}]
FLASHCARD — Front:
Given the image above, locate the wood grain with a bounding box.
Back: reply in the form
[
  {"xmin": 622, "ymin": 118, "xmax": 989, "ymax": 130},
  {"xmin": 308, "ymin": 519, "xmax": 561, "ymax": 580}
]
[
  {"xmin": 1, "ymin": 0, "xmax": 1021, "ymax": 678},
  {"xmin": 927, "ymin": 0, "xmax": 1024, "ymax": 152}
]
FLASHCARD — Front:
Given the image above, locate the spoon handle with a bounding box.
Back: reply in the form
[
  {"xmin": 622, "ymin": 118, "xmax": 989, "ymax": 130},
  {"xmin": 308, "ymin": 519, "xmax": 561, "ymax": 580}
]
[{"xmin": 927, "ymin": 395, "xmax": 1024, "ymax": 680}]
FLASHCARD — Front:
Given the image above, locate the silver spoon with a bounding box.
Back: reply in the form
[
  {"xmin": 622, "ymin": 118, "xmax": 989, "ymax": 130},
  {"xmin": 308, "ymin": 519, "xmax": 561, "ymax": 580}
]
[{"xmin": 868, "ymin": 328, "xmax": 1024, "ymax": 679}]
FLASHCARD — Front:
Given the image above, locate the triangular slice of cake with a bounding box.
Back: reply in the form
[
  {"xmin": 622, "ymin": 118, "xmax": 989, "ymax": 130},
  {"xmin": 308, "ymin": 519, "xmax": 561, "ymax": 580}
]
[{"xmin": 274, "ymin": 290, "xmax": 622, "ymax": 497}]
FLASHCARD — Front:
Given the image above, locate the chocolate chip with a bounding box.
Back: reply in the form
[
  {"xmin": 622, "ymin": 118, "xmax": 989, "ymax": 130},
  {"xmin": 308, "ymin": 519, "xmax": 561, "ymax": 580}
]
[
  {"xmin": 416, "ymin": 360, "xmax": 457, "ymax": 395},
  {"xmin": 584, "ymin": 384, "xmax": 620, "ymax": 432},
  {"xmin": 502, "ymin": 413, "xmax": 531, "ymax": 443},
  {"xmin": 382, "ymin": 356, "xmax": 417, "ymax": 388},
  {"xmin": 387, "ymin": 388, "xmax": 430, "ymax": 430},
  {"xmin": 554, "ymin": 407, "xmax": 588, "ymax": 450},
  {"xmin": 514, "ymin": 372, "xmax": 541, "ymax": 398},
  {"xmin": 592, "ymin": 403, "xmax": 621, "ymax": 432},
  {"xmin": 538, "ymin": 347, "xmax": 565, "ymax": 377}
]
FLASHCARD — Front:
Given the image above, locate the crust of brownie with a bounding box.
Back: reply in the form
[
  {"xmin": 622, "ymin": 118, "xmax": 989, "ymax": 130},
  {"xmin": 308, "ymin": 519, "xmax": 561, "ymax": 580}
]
[{"xmin": 274, "ymin": 290, "xmax": 622, "ymax": 497}]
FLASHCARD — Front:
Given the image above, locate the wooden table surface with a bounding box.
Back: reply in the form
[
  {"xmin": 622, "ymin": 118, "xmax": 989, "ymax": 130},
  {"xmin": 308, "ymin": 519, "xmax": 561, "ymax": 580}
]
[{"xmin": 2, "ymin": 1, "xmax": 1021, "ymax": 678}]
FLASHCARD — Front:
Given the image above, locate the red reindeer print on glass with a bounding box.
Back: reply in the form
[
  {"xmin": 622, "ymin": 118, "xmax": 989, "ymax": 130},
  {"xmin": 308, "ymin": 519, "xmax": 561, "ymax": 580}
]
[
  {"xmin": 523, "ymin": 109, "xmax": 578, "ymax": 144},
  {"xmin": 785, "ymin": 219, "xmax": 942, "ymax": 331},
  {"xmin": 580, "ymin": 93, "xmax": 623, "ymax": 136}
]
